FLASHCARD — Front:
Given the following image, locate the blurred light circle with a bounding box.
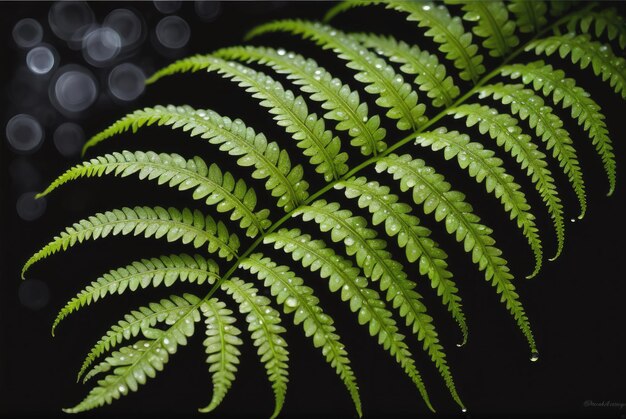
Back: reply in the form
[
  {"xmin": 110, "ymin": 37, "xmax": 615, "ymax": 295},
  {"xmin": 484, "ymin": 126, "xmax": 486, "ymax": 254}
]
[
  {"xmin": 104, "ymin": 9, "xmax": 144, "ymax": 49},
  {"xmin": 5, "ymin": 114, "xmax": 44, "ymax": 153},
  {"xmin": 67, "ymin": 23, "xmax": 97, "ymax": 51},
  {"xmin": 195, "ymin": 1, "xmax": 221, "ymax": 21},
  {"xmin": 82, "ymin": 27, "xmax": 122, "ymax": 66},
  {"xmin": 16, "ymin": 192, "xmax": 47, "ymax": 221},
  {"xmin": 48, "ymin": 1, "xmax": 95, "ymax": 41},
  {"xmin": 9, "ymin": 158, "xmax": 42, "ymax": 190},
  {"xmin": 26, "ymin": 45, "xmax": 56, "ymax": 75},
  {"xmin": 108, "ymin": 63, "xmax": 145, "ymax": 102},
  {"xmin": 156, "ymin": 16, "xmax": 190, "ymax": 49},
  {"xmin": 50, "ymin": 66, "xmax": 98, "ymax": 113},
  {"xmin": 53, "ymin": 122, "xmax": 84, "ymax": 158},
  {"xmin": 19, "ymin": 279, "xmax": 50, "ymax": 310},
  {"xmin": 153, "ymin": 0, "xmax": 182, "ymax": 14},
  {"xmin": 12, "ymin": 18, "xmax": 43, "ymax": 48}
]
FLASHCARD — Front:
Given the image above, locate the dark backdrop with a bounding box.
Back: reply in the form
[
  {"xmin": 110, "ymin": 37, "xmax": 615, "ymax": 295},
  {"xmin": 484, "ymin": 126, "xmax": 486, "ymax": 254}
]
[{"xmin": 1, "ymin": 2, "xmax": 625, "ymax": 418}]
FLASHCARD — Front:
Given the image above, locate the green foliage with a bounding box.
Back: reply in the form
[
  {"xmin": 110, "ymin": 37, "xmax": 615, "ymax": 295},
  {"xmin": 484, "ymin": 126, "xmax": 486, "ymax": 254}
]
[{"xmin": 23, "ymin": 1, "xmax": 624, "ymax": 416}]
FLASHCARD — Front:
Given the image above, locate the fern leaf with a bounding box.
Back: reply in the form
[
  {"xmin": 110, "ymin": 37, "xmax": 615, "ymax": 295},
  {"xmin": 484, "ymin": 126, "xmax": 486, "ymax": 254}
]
[
  {"xmin": 526, "ymin": 34, "xmax": 626, "ymax": 99},
  {"xmin": 335, "ymin": 176, "xmax": 467, "ymax": 344},
  {"xmin": 323, "ymin": 0, "xmax": 370, "ymax": 22},
  {"xmin": 567, "ymin": 8, "xmax": 626, "ymax": 50},
  {"xmin": 246, "ymin": 20, "xmax": 427, "ymax": 131},
  {"xmin": 240, "ymin": 254, "xmax": 362, "ymax": 417},
  {"xmin": 198, "ymin": 298, "xmax": 243, "ymax": 413},
  {"xmin": 384, "ymin": 0, "xmax": 486, "ymax": 83},
  {"xmin": 221, "ymin": 278, "xmax": 289, "ymax": 419},
  {"xmin": 294, "ymin": 200, "xmax": 464, "ymax": 410},
  {"xmin": 448, "ymin": 0, "xmax": 519, "ymax": 57},
  {"xmin": 377, "ymin": 155, "xmax": 537, "ymax": 357},
  {"xmin": 52, "ymin": 254, "xmax": 217, "ymax": 335},
  {"xmin": 413, "ymin": 128, "xmax": 542, "ymax": 278},
  {"xmin": 508, "ymin": 0, "xmax": 548, "ymax": 34},
  {"xmin": 215, "ymin": 46, "xmax": 387, "ymax": 157},
  {"xmin": 449, "ymin": 103, "xmax": 565, "ymax": 260},
  {"xmin": 501, "ymin": 61, "xmax": 616, "ymax": 196},
  {"xmin": 38, "ymin": 150, "xmax": 271, "ymax": 238},
  {"xmin": 22, "ymin": 206, "xmax": 239, "ymax": 278},
  {"xmin": 65, "ymin": 294, "xmax": 201, "ymax": 413},
  {"xmin": 478, "ymin": 83, "xmax": 587, "ymax": 219},
  {"xmin": 264, "ymin": 228, "xmax": 435, "ymax": 412},
  {"xmin": 352, "ymin": 32, "xmax": 460, "ymax": 108},
  {"xmin": 82, "ymin": 105, "xmax": 309, "ymax": 212},
  {"xmin": 148, "ymin": 56, "xmax": 349, "ymax": 182}
]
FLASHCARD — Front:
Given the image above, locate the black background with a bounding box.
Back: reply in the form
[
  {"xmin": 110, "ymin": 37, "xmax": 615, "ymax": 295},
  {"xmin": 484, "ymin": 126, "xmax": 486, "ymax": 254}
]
[{"xmin": 1, "ymin": 2, "xmax": 625, "ymax": 418}]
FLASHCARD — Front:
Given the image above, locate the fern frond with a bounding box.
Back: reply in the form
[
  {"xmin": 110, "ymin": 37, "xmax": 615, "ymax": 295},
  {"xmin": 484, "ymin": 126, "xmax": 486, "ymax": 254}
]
[
  {"xmin": 377, "ymin": 155, "xmax": 537, "ymax": 357},
  {"xmin": 567, "ymin": 8, "xmax": 626, "ymax": 49},
  {"xmin": 246, "ymin": 20, "xmax": 427, "ymax": 131},
  {"xmin": 22, "ymin": 206, "xmax": 239, "ymax": 278},
  {"xmin": 384, "ymin": 0, "xmax": 486, "ymax": 83},
  {"xmin": 448, "ymin": 0, "xmax": 519, "ymax": 57},
  {"xmin": 82, "ymin": 105, "xmax": 309, "ymax": 212},
  {"xmin": 449, "ymin": 103, "xmax": 565, "ymax": 260},
  {"xmin": 501, "ymin": 61, "xmax": 616, "ymax": 196},
  {"xmin": 413, "ymin": 128, "xmax": 542, "ymax": 278},
  {"xmin": 52, "ymin": 254, "xmax": 217, "ymax": 335},
  {"xmin": 240, "ymin": 254, "xmax": 362, "ymax": 417},
  {"xmin": 352, "ymin": 33, "xmax": 461, "ymax": 108},
  {"xmin": 526, "ymin": 34, "xmax": 626, "ymax": 99},
  {"xmin": 508, "ymin": 0, "xmax": 548, "ymax": 34},
  {"xmin": 66, "ymin": 294, "xmax": 201, "ymax": 413},
  {"xmin": 198, "ymin": 298, "xmax": 243, "ymax": 413},
  {"xmin": 221, "ymin": 278, "xmax": 289, "ymax": 419},
  {"xmin": 264, "ymin": 228, "xmax": 435, "ymax": 412},
  {"xmin": 214, "ymin": 45, "xmax": 387, "ymax": 157},
  {"xmin": 294, "ymin": 200, "xmax": 463, "ymax": 410},
  {"xmin": 335, "ymin": 176, "xmax": 467, "ymax": 344},
  {"xmin": 38, "ymin": 150, "xmax": 271, "ymax": 238},
  {"xmin": 478, "ymin": 83, "xmax": 587, "ymax": 219},
  {"xmin": 148, "ymin": 56, "xmax": 349, "ymax": 182}
]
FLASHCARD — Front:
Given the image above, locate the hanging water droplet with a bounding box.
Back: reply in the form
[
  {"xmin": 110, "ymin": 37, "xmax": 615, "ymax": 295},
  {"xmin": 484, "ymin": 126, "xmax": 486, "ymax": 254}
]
[
  {"xmin": 285, "ymin": 297, "xmax": 298, "ymax": 308},
  {"xmin": 461, "ymin": 407, "xmax": 467, "ymax": 413},
  {"xmin": 530, "ymin": 350, "xmax": 539, "ymax": 362},
  {"xmin": 570, "ymin": 218, "xmax": 576, "ymax": 223},
  {"xmin": 276, "ymin": 48, "xmax": 286, "ymax": 56}
]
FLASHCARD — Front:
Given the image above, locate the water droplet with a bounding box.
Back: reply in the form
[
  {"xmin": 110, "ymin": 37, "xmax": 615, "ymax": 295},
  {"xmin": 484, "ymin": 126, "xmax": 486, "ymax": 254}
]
[
  {"xmin": 118, "ymin": 384, "xmax": 127, "ymax": 393},
  {"xmin": 26, "ymin": 45, "xmax": 56, "ymax": 75},
  {"xmin": 104, "ymin": 9, "xmax": 144, "ymax": 49},
  {"xmin": 5, "ymin": 114, "xmax": 44, "ymax": 154},
  {"xmin": 461, "ymin": 407, "xmax": 467, "ymax": 413},
  {"xmin": 153, "ymin": 0, "xmax": 181, "ymax": 14},
  {"xmin": 17, "ymin": 192, "xmax": 47, "ymax": 221},
  {"xmin": 48, "ymin": 1, "xmax": 95, "ymax": 42},
  {"xmin": 530, "ymin": 350, "xmax": 539, "ymax": 362},
  {"xmin": 108, "ymin": 63, "xmax": 145, "ymax": 102},
  {"xmin": 570, "ymin": 218, "xmax": 576, "ymax": 223},
  {"xmin": 53, "ymin": 122, "xmax": 84, "ymax": 158},
  {"xmin": 13, "ymin": 18, "xmax": 43, "ymax": 48},
  {"xmin": 277, "ymin": 48, "xmax": 286, "ymax": 56},
  {"xmin": 163, "ymin": 337, "xmax": 170, "ymax": 345},
  {"xmin": 195, "ymin": 1, "xmax": 221, "ymax": 22},
  {"xmin": 285, "ymin": 297, "xmax": 298, "ymax": 308},
  {"xmin": 422, "ymin": 4, "xmax": 431, "ymax": 11},
  {"xmin": 155, "ymin": 15, "xmax": 190, "ymax": 49}
]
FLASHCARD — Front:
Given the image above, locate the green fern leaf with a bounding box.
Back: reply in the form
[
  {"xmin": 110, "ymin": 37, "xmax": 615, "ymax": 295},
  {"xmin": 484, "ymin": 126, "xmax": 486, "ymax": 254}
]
[
  {"xmin": 351, "ymin": 32, "xmax": 461, "ymax": 108},
  {"xmin": 335, "ymin": 176, "xmax": 467, "ymax": 344},
  {"xmin": 66, "ymin": 294, "xmax": 201, "ymax": 413},
  {"xmin": 412, "ymin": 128, "xmax": 542, "ymax": 278},
  {"xmin": 246, "ymin": 20, "xmax": 427, "ymax": 131},
  {"xmin": 22, "ymin": 206, "xmax": 239, "ymax": 278},
  {"xmin": 448, "ymin": 103, "xmax": 565, "ymax": 260},
  {"xmin": 214, "ymin": 45, "xmax": 387, "ymax": 157},
  {"xmin": 507, "ymin": 0, "xmax": 548, "ymax": 34},
  {"xmin": 500, "ymin": 61, "xmax": 616, "ymax": 196},
  {"xmin": 38, "ymin": 150, "xmax": 271, "ymax": 238},
  {"xmin": 478, "ymin": 83, "xmax": 587, "ymax": 219},
  {"xmin": 567, "ymin": 8, "xmax": 626, "ymax": 49},
  {"xmin": 448, "ymin": 0, "xmax": 519, "ymax": 57},
  {"xmin": 82, "ymin": 105, "xmax": 309, "ymax": 212},
  {"xmin": 526, "ymin": 34, "xmax": 626, "ymax": 99},
  {"xmin": 221, "ymin": 278, "xmax": 289, "ymax": 419},
  {"xmin": 294, "ymin": 200, "xmax": 463, "ymax": 410},
  {"xmin": 199, "ymin": 298, "xmax": 243, "ymax": 413},
  {"xmin": 377, "ymin": 155, "xmax": 537, "ymax": 358},
  {"xmin": 52, "ymin": 254, "xmax": 217, "ymax": 335},
  {"xmin": 264, "ymin": 228, "xmax": 435, "ymax": 412},
  {"xmin": 384, "ymin": 0, "xmax": 486, "ymax": 83},
  {"xmin": 240, "ymin": 254, "xmax": 362, "ymax": 417},
  {"xmin": 148, "ymin": 56, "xmax": 349, "ymax": 182}
]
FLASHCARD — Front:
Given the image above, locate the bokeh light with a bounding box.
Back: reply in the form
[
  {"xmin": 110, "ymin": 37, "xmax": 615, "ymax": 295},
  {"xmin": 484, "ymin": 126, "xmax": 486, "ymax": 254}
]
[
  {"xmin": 108, "ymin": 63, "xmax": 146, "ymax": 102},
  {"xmin": 153, "ymin": 0, "xmax": 182, "ymax": 14},
  {"xmin": 16, "ymin": 192, "xmax": 47, "ymax": 222},
  {"xmin": 26, "ymin": 45, "xmax": 56, "ymax": 75},
  {"xmin": 82, "ymin": 27, "xmax": 122, "ymax": 67},
  {"xmin": 12, "ymin": 18, "xmax": 43, "ymax": 48},
  {"xmin": 53, "ymin": 122, "xmax": 85, "ymax": 158},
  {"xmin": 48, "ymin": 1, "xmax": 95, "ymax": 42},
  {"xmin": 5, "ymin": 114, "xmax": 45, "ymax": 154},
  {"xmin": 50, "ymin": 65, "xmax": 98, "ymax": 114},
  {"xmin": 155, "ymin": 15, "xmax": 190, "ymax": 49},
  {"xmin": 104, "ymin": 9, "xmax": 145, "ymax": 49},
  {"xmin": 195, "ymin": 1, "xmax": 221, "ymax": 21}
]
